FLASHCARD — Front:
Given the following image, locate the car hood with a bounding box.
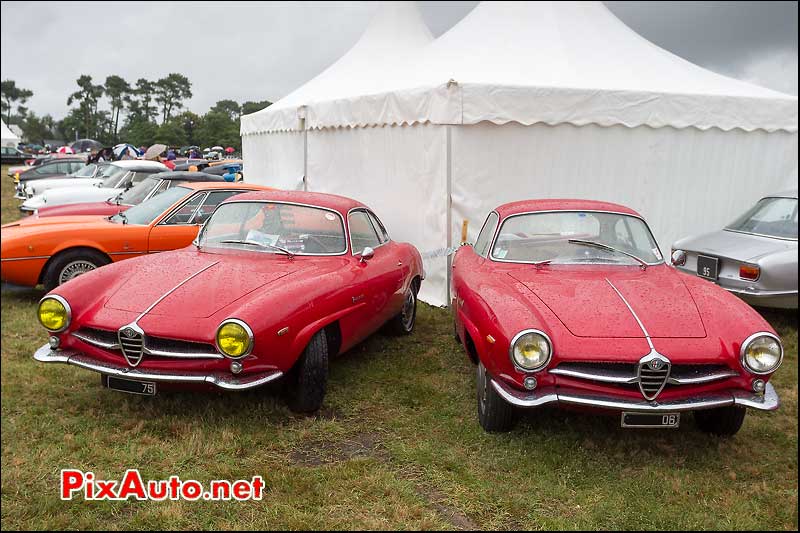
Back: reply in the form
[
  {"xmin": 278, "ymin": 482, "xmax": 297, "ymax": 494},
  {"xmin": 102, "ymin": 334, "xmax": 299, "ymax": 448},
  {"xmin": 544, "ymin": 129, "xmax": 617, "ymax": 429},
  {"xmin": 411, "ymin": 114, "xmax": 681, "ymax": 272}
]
[
  {"xmin": 507, "ymin": 266, "xmax": 706, "ymax": 338},
  {"xmin": 675, "ymin": 229, "xmax": 795, "ymax": 262},
  {"xmin": 34, "ymin": 186, "xmax": 122, "ymax": 207},
  {"xmin": 104, "ymin": 250, "xmax": 310, "ymax": 319}
]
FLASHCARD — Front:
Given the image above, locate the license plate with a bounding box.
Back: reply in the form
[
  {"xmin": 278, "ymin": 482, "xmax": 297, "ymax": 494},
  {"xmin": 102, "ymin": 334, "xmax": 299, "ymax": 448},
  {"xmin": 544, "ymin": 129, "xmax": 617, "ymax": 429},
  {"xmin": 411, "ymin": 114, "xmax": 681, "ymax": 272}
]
[
  {"xmin": 105, "ymin": 376, "xmax": 157, "ymax": 396},
  {"xmin": 621, "ymin": 412, "xmax": 680, "ymax": 428},
  {"xmin": 696, "ymin": 255, "xmax": 719, "ymax": 281}
]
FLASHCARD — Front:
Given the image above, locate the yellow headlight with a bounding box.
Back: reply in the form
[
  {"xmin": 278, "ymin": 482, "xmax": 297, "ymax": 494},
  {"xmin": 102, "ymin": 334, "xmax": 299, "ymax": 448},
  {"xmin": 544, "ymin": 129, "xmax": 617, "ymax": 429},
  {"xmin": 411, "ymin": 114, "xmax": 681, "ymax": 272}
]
[
  {"xmin": 742, "ymin": 333, "xmax": 783, "ymax": 374},
  {"xmin": 216, "ymin": 321, "xmax": 252, "ymax": 358},
  {"xmin": 38, "ymin": 296, "xmax": 70, "ymax": 332},
  {"xmin": 511, "ymin": 330, "xmax": 552, "ymax": 371}
]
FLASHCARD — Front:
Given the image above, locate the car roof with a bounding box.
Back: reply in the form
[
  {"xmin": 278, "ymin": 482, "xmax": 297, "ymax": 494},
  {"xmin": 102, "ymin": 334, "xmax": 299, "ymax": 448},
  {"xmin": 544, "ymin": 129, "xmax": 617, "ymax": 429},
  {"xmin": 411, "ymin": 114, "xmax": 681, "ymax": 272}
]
[
  {"xmin": 495, "ymin": 199, "xmax": 642, "ymax": 218},
  {"xmin": 220, "ymin": 189, "xmax": 367, "ymax": 214},
  {"xmin": 110, "ymin": 159, "xmax": 167, "ymax": 169},
  {"xmin": 151, "ymin": 171, "xmax": 224, "ymax": 182}
]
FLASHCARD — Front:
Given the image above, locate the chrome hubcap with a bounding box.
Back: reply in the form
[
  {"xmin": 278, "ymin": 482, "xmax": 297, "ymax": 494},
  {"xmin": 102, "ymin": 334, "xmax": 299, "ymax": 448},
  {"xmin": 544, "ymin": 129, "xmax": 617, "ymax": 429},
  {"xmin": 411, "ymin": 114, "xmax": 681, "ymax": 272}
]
[
  {"xmin": 401, "ymin": 290, "xmax": 415, "ymax": 331},
  {"xmin": 59, "ymin": 260, "xmax": 97, "ymax": 284}
]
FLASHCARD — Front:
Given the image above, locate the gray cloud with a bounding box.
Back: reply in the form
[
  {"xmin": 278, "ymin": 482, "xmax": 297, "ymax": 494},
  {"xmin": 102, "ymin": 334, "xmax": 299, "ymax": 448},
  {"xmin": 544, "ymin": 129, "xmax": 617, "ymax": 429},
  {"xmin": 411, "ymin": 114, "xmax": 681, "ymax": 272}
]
[{"xmin": 0, "ymin": 1, "xmax": 796, "ymax": 123}]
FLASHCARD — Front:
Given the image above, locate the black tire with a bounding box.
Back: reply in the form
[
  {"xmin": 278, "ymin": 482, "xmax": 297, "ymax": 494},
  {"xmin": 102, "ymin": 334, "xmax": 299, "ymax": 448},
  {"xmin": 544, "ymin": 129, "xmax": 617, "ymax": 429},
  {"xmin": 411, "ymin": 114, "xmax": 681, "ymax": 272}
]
[
  {"xmin": 42, "ymin": 249, "xmax": 109, "ymax": 291},
  {"xmin": 387, "ymin": 282, "xmax": 418, "ymax": 335},
  {"xmin": 286, "ymin": 330, "xmax": 329, "ymax": 413},
  {"xmin": 477, "ymin": 362, "xmax": 517, "ymax": 432},
  {"xmin": 694, "ymin": 406, "xmax": 747, "ymax": 436}
]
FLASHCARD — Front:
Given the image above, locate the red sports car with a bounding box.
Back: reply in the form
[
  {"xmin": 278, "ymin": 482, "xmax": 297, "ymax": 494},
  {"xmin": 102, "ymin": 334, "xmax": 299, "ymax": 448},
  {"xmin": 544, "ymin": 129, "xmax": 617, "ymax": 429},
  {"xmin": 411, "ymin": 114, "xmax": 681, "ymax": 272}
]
[
  {"xmin": 452, "ymin": 199, "xmax": 782, "ymax": 435},
  {"xmin": 33, "ymin": 190, "xmax": 424, "ymax": 413}
]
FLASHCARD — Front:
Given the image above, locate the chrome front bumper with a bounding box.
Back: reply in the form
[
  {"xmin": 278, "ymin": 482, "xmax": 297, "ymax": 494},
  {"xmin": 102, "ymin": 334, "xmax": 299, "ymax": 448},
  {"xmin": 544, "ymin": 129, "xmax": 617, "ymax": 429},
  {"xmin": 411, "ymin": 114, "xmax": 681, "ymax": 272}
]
[
  {"xmin": 491, "ymin": 378, "xmax": 779, "ymax": 412},
  {"xmin": 34, "ymin": 344, "xmax": 283, "ymax": 391}
]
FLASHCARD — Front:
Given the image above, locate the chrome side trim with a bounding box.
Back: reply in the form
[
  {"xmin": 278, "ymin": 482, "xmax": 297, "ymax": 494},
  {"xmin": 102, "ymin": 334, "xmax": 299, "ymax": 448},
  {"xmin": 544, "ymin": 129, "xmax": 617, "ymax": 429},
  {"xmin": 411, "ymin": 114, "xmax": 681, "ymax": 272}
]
[
  {"xmin": 1, "ymin": 255, "xmax": 52, "ymax": 262},
  {"xmin": 72, "ymin": 330, "xmax": 119, "ymax": 350},
  {"xmin": 33, "ymin": 344, "xmax": 282, "ymax": 391},
  {"xmin": 490, "ymin": 377, "xmax": 779, "ymax": 412}
]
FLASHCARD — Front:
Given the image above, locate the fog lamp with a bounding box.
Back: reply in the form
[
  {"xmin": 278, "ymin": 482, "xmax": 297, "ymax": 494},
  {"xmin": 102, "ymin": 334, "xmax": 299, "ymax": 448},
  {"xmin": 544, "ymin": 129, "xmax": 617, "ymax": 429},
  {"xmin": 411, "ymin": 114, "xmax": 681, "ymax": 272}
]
[
  {"xmin": 230, "ymin": 361, "xmax": 243, "ymax": 374},
  {"xmin": 523, "ymin": 376, "xmax": 538, "ymax": 390},
  {"xmin": 48, "ymin": 336, "xmax": 60, "ymax": 349},
  {"xmin": 752, "ymin": 379, "xmax": 766, "ymax": 393}
]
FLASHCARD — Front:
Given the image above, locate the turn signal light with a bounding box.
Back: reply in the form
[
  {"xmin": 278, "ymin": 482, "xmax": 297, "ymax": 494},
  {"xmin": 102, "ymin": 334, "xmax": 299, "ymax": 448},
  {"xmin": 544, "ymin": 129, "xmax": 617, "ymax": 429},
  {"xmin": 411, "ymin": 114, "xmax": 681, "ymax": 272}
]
[{"xmin": 739, "ymin": 264, "xmax": 760, "ymax": 281}]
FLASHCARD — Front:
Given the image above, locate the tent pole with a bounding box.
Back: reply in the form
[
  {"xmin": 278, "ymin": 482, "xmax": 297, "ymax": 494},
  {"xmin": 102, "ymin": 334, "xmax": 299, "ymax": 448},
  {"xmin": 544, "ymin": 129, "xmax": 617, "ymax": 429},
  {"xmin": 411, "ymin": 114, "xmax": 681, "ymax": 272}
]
[
  {"xmin": 303, "ymin": 127, "xmax": 308, "ymax": 192},
  {"xmin": 446, "ymin": 125, "xmax": 453, "ymax": 307}
]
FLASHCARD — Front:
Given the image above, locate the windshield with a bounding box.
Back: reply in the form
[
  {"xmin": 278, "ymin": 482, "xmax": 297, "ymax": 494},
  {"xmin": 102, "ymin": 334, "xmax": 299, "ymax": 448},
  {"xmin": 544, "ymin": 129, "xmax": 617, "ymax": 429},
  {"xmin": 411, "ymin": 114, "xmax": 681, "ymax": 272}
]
[
  {"xmin": 198, "ymin": 201, "xmax": 347, "ymax": 255},
  {"xmin": 490, "ymin": 211, "xmax": 662, "ymax": 265},
  {"xmin": 69, "ymin": 164, "xmax": 97, "ymax": 178},
  {"xmin": 110, "ymin": 186, "xmax": 190, "ymax": 225},
  {"xmin": 117, "ymin": 176, "xmax": 160, "ymax": 205},
  {"xmin": 726, "ymin": 197, "xmax": 798, "ymax": 240},
  {"xmin": 99, "ymin": 165, "xmax": 129, "ymax": 188}
]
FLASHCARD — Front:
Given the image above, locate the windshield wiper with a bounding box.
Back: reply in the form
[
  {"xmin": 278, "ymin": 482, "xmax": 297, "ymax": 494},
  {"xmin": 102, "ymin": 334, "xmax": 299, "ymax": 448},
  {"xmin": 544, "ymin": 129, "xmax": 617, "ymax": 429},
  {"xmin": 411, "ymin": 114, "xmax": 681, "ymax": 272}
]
[
  {"xmin": 567, "ymin": 239, "xmax": 648, "ymax": 270},
  {"xmin": 219, "ymin": 239, "xmax": 294, "ymax": 257}
]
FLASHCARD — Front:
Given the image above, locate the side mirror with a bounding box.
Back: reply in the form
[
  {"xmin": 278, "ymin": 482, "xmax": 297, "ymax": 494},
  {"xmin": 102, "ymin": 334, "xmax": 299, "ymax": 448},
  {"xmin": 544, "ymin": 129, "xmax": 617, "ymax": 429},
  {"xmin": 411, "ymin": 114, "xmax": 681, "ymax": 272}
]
[
  {"xmin": 358, "ymin": 246, "xmax": 375, "ymax": 263},
  {"xmin": 671, "ymin": 249, "xmax": 687, "ymax": 266}
]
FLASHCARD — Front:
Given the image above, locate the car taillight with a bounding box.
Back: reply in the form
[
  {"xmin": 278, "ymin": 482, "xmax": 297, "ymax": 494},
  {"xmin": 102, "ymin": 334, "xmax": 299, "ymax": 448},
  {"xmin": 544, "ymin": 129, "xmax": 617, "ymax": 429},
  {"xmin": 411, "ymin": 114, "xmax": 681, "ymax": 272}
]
[
  {"xmin": 25, "ymin": 159, "xmax": 34, "ymax": 165},
  {"xmin": 739, "ymin": 264, "xmax": 760, "ymax": 281}
]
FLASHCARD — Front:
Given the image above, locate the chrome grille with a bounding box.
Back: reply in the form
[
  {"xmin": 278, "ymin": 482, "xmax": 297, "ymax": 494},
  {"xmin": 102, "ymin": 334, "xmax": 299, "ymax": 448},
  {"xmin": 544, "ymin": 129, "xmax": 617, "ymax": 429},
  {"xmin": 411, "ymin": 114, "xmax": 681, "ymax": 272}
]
[
  {"xmin": 73, "ymin": 326, "xmax": 221, "ymax": 361},
  {"xmin": 637, "ymin": 360, "xmax": 671, "ymax": 400},
  {"xmin": 118, "ymin": 324, "xmax": 145, "ymax": 367}
]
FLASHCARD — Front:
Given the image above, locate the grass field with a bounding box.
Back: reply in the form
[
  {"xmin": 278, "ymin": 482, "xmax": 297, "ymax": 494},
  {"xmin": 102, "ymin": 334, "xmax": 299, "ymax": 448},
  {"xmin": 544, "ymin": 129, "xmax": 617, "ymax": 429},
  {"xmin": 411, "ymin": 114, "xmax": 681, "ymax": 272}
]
[{"xmin": 1, "ymin": 165, "xmax": 797, "ymax": 530}]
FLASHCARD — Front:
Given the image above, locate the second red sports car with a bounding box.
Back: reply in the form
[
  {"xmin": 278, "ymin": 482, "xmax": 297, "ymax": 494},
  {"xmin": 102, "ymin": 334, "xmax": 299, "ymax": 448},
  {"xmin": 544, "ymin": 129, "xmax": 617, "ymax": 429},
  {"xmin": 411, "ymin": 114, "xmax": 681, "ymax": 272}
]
[{"xmin": 452, "ymin": 199, "xmax": 782, "ymax": 435}]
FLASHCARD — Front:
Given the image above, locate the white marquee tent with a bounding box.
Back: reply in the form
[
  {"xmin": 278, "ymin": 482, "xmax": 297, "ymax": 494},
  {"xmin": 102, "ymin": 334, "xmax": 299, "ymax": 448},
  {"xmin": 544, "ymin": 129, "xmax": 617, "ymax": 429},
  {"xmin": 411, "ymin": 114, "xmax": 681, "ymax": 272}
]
[
  {"xmin": 1, "ymin": 119, "xmax": 21, "ymax": 148},
  {"xmin": 242, "ymin": 1, "xmax": 799, "ymax": 307}
]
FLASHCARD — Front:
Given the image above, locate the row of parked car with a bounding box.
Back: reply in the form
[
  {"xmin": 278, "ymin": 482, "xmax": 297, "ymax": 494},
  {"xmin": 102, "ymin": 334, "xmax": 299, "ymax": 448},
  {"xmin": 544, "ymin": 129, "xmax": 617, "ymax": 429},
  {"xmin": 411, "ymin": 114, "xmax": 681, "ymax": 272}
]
[{"xmin": 1, "ymin": 159, "xmax": 796, "ymax": 436}]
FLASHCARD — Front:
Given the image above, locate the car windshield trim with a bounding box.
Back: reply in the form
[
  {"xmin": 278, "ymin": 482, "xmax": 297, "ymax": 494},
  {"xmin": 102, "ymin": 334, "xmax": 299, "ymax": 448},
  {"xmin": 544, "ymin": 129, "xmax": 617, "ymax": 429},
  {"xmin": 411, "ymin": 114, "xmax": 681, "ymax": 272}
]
[
  {"xmin": 199, "ymin": 199, "xmax": 349, "ymax": 256},
  {"xmin": 488, "ymin": 209, "xmax": 665, "ymax": 266}
]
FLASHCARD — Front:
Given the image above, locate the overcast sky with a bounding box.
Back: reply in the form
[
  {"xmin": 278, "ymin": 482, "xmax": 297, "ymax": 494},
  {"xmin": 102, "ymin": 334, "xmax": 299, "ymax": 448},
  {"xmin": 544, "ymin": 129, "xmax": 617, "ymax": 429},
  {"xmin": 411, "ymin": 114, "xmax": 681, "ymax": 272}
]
[{"xmin": 0, "ymin": 1, "xmax": 797, "ymax": 121}]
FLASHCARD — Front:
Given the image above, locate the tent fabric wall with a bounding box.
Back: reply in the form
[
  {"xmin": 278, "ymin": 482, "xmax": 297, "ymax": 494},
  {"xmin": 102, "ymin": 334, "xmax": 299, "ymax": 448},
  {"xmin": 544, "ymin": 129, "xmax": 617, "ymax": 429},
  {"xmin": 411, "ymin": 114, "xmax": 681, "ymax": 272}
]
[
  {"xmin": 306, "ymin": 124, "xmax": 450, "ymax": 306},
  {"xmin": 1, "ymin": 119, "xmax": 20, "ymax": 148},
  {"xmin": 242, "ymin": 130, "xmax": 305, "ymax": 190},
  {"xmin": 450, "ymin": 122, "xmax": 799, "ymax": 266}
]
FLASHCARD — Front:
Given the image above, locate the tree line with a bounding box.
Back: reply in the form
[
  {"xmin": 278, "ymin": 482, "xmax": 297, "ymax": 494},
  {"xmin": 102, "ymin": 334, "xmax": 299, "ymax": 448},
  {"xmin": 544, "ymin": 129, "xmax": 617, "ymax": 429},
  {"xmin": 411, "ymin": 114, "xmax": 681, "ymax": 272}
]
[{"xmin": 1, "ymin": 77, "xmax": 271, "ymax": 151}]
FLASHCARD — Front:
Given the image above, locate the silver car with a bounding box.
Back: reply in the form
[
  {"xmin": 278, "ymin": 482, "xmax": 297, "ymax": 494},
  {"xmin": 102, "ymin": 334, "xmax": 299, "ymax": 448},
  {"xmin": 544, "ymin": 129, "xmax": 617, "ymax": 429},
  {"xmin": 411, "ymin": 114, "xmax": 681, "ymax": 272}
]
[{"xmin": 671, "ymin": 190, "xmax": 798, "ymax": 309}]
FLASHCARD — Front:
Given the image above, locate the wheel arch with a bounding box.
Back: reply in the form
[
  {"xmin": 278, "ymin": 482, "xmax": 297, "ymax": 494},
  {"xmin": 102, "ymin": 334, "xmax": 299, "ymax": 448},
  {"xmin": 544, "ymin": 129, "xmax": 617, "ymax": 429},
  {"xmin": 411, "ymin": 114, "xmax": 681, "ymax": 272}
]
[{"xmin": 38, "ymin": 245, "xmax": 113, "ymax": 284}]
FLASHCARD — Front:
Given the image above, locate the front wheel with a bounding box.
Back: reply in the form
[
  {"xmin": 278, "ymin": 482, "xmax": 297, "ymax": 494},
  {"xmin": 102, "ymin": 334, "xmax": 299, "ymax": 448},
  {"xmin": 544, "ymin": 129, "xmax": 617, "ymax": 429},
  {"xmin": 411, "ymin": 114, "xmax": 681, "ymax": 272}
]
[
  {"xmin": 694, "ymin": 405, "xmax": 747, "ymax": 436},
  {"xmin": 42, "ymin": 249, "xmax": 110, "ymax": 291},
  {"xmin": 285, "ymin": 330, "xmax": 329, "ymax": 413},
  {"xmin": 477, "ymin": 362, "xmax": 517, "ymax": 432},
  {"xmin": 387, "ymin": 283, "xmax": 417, "ymax": 335}
]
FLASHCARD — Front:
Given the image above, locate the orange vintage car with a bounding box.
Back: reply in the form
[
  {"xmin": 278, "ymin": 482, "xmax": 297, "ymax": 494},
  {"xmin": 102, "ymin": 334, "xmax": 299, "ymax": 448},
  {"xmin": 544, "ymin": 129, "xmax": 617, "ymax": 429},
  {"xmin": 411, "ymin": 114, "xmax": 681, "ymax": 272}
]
[{"xmin": 1, "ymin": 182, "xmax": 272, "ymax": 290}]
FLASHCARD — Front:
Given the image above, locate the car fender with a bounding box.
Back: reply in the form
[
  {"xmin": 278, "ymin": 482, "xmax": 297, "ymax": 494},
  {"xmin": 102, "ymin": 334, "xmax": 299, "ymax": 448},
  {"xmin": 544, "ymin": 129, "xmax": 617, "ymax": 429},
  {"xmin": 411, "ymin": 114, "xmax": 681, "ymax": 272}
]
[{"xmin": 289, "ymin": 303, "xmax": 367, "ymax": 357}]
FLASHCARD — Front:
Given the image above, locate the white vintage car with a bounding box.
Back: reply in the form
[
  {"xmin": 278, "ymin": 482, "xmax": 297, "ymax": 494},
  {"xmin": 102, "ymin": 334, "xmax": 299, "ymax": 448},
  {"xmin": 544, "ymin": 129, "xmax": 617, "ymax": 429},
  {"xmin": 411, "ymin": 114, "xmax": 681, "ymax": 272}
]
[
  {"xmin": 20, "ymin": 162, "xmax": 109, "ymax": 198},
  {"xmin": 20, "ymin": 160, "xmax": 168, "ymax": 212}
]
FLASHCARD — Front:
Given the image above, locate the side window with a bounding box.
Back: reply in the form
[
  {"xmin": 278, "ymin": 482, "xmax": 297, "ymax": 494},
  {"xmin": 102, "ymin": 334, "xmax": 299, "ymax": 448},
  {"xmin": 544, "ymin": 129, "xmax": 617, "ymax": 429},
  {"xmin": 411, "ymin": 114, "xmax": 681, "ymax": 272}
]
[
  {"xmin": 474, "ymin": 212, "xmax": 499, "ymax": 258},
  {"xmin": 163, "ymin": 193, "xmax": 206, "ymax": 225},
  {"xmin": 116, "ymin": 171, "xmax": 134, "ymax": 189},
  {"xmin": 154, "ymin": 179, "xmax": 172, "ymax": 195},
  {"xmin": 55, "ymin": 162, "xmax": 72, "ymax": 174},
  {"xmin": 70, "ymin": 162, "xmax": 84, "ymax": 173},
  {"xmin": 194, "ymin": 191, "xmax": 241, "ymax": 225},
  {"xmin": 349, "ymin": 210, "xmax": 381, "ymax": 252},
  {"xmin": 367, "ymin": 211, "xmax": 389, "ymax": 243},
  {"xmin": 130, "ymin": 172, "xmax": 151, "ymax": 185}
]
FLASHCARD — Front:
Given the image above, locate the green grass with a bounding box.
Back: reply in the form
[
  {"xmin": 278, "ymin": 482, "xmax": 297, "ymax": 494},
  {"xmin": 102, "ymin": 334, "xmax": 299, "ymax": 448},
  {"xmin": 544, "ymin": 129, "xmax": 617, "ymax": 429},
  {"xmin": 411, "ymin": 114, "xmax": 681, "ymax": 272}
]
[{"xmin": 1, "ymin": 165, "xmax": 797, "ymax": 530}]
